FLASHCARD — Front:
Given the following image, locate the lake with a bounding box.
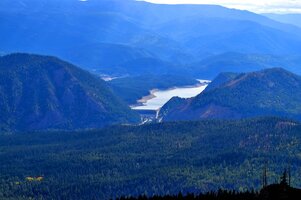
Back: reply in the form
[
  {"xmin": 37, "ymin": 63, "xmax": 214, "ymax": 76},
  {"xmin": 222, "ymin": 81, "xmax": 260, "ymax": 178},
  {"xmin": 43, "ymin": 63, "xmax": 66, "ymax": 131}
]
[{"xmin": 131, "ymin": 80, "xmax": 210, "ymax": 111}]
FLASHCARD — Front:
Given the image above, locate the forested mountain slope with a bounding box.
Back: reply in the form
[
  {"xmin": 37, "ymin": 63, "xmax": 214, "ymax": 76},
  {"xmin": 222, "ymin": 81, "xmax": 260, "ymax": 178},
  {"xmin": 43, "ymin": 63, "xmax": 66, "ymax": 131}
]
[
  {"xmin": 159, "ymin": 68, "xmax": 301, "ymax": 121},
  {"xmin": 0, "ymin": 53, "xmax": 139, "ymax": 132}
]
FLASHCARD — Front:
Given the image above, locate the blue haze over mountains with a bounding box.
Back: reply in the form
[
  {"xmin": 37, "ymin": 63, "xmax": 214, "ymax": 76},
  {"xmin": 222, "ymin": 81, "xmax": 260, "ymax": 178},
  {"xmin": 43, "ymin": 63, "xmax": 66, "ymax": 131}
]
[
  {"xmin": 264, "ymin": 13, "xmax": 301, "ymax": 29},
  {"xmin": 3, "ymin": 1, "xmax": 301, "ymax": 198},
  {"xmin": 1, "ymin": 0, "xmax": 301, "ymax": 78}
]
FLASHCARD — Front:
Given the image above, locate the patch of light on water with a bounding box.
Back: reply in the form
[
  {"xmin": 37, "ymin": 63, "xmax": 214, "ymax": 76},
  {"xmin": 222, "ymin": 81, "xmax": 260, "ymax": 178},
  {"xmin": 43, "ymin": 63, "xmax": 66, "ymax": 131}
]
[{"xmin": 131, "ymin": 80, "xmax": 210, "ymax": 111}]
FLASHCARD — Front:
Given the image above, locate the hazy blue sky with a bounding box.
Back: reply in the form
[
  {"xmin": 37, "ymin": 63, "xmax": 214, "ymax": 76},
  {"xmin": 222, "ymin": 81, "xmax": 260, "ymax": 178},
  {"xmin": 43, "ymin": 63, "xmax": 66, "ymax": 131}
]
[{"xmin": 142, "ymin": 0, "xmax": 301, "ymax": 13}]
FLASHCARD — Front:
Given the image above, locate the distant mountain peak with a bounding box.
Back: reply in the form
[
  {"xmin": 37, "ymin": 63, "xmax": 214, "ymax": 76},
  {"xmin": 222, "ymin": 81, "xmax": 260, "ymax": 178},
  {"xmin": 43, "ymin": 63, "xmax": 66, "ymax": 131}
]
[{"xmin": 216, "ymin": 67, "xmax": 298, "ymax": 88}]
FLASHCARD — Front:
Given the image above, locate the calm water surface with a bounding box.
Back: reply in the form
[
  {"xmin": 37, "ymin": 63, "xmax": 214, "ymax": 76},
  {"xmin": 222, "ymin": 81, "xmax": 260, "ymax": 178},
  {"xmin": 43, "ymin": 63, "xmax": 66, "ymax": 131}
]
[{"xmin": 132, "ymin": 80, "xmax": 210, "ymax": 110}]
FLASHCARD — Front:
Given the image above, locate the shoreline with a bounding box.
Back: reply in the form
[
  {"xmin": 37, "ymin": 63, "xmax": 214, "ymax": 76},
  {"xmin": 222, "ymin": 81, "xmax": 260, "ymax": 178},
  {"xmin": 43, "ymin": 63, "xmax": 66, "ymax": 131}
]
[
  {"xmin": 130, "ymin": 89, "xmax": 159, "ymax": 108},
  {"xmin": 130, "ymin": 80, "xmax": 210, "ymax": 108}
]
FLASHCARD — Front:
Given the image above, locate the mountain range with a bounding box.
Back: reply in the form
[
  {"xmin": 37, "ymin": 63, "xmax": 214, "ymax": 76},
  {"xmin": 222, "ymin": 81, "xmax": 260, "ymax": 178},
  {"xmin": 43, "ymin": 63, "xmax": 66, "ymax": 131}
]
[
  {"xmin": 187, "ymin": 53, "xmax": 301, "ymax": 78},
  {"xmin": 1, "ymin": 0, "xmax": 301, "ymax": 77},
  {"xmin": 158, "ymin": 68, "xmax": 301, "ymax": 121},
  {"xmin": 0, "ymin": 53, "xmax": 139, "ymax": 132}
]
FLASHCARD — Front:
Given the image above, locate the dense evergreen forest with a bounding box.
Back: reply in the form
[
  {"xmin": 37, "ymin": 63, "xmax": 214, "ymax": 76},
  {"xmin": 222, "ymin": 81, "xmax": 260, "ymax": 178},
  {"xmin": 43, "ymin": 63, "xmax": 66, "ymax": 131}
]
[
  {"xmin": 118, "ymin": 173, "xmax": 301, "ymax": 200},
  {"xmin": 0, "ymin": 117, "xmax": 301, "ymax": 199},
  {"xmin": 0, "ymin": 53, "xmax": 140, "ymax": 132}
]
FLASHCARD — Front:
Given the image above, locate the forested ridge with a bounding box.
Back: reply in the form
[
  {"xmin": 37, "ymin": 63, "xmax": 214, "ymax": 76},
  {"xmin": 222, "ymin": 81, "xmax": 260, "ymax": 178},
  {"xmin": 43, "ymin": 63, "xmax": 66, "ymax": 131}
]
[
  {"xmin": 0, "ymin": 117, "xmax": 300, "ymax": 199},
  {"xmin": 0, "ymin": 53, "xmax": 139, "ymax": 132},
  {"xmin": 159, "ymin": 68, "xmax": 301, "ymax": 121},
  {"xmin": 117, "ymin": 173, "xmax": 301, "ymax": 200}
]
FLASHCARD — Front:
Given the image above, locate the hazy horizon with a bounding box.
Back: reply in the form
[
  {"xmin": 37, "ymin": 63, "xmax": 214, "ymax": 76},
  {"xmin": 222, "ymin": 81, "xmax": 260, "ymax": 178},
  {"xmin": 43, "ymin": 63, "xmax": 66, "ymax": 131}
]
[{"xmin": 140, "ymin": 0, "xmax": 301, "ymax": 14}]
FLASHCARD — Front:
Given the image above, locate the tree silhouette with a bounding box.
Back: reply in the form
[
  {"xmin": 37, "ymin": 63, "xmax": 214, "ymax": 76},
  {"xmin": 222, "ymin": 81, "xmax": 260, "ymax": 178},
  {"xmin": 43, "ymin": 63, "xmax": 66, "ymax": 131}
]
[{"xmin": 280, "ymin": 169, "xmax": 288, "ymax": 186}]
